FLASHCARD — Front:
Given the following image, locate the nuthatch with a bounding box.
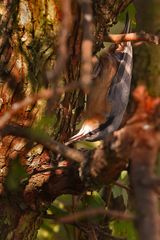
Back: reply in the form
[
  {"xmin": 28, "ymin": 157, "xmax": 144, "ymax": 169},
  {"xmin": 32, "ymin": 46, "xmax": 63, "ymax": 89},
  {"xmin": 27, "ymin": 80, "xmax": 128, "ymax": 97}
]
[{"xmin": 67, "ymin": 16, "xmax": 133, "ymax": 144}]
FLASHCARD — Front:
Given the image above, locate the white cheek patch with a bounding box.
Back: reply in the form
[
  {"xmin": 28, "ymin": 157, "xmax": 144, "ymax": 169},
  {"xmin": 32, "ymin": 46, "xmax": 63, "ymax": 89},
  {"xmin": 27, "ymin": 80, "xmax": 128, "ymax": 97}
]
[
  {"xmin": 77, "ymin": 123, "xmax": 95, "ymax": 135},
  {"xmin": 67, "ymin": 122, "xmax": 99, "ymax": 144}
]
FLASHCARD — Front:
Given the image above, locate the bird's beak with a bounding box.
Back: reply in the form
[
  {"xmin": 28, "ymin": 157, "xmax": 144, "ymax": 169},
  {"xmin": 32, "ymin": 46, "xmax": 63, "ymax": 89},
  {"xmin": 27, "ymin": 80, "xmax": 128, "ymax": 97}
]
[
  {"xmin": 65, "ymin": 132, "xmax": 87, "ymax": 146},
  {"xmin": 65, "ymin": 121, "xmax": 99, "ymax": 145},
  {"xmin": 65, "ymin": 123, "xmax": 93, "ymax": 145}
]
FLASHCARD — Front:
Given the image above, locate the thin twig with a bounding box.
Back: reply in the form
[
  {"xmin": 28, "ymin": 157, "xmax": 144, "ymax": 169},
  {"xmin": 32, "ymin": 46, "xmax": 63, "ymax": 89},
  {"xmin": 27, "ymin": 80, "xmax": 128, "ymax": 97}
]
[
  {"xmin": 20, "ymin": 166, "xmax": 66, "ymax": 184},
  {"xmin": 44, "ymin": 208, "xmax": 134, "ymax": 223},
  {"xmin": 114, "ymin": 181, "xmax": 131, "ymax": 193},
  {"xmin": 105, "ymin": 32, "xmax": 160, "ymax": 45},
  {"xmin": 78, "ymin": 0, "xmax": 93, "ymax": 92},
  {"xmin": 0, "ymin": 81, "xmax": 80, "ymax": 129}
]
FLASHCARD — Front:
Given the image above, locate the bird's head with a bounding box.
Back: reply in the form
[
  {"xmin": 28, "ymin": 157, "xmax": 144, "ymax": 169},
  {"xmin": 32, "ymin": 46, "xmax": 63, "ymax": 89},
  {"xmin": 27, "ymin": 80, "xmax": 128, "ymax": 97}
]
[{"xmin": 66, "ymin": 116, "xmax": 105, "ymax": 145}]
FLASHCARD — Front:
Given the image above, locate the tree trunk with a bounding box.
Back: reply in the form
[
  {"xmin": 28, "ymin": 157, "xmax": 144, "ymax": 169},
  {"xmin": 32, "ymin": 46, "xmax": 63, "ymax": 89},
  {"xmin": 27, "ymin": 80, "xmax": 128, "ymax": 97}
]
[{"xmin": 134, "ymin": 0, "xmax": 160, "ymax": 96}]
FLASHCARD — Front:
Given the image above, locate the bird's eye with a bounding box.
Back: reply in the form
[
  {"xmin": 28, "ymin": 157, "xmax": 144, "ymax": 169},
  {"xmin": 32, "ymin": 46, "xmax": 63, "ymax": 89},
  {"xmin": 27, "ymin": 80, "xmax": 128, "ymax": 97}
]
[{"xmin": 88, "ymin": 131, "xmax": 92, "ymax": 136}]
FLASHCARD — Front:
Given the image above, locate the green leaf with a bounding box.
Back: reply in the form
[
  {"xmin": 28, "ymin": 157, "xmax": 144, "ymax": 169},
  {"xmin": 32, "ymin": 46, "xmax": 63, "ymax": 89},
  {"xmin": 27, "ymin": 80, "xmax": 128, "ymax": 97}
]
[
  {"xmin": 112, "ymin": 185, "xmax": 122, "ymax": 199},
  {"xmin": 53, "ymin": 194, "xmax": 73, "ymax": 211},
  {"xmin": 38, "ymin": 195, "xmax": 76, "ymax": 240},
  {"xmin": 38, "ymin": 219, "xmax": 74, "ymax": 240},
  {"xmin": 156, "ymin": 153, "xmax": 160, "ymax": 176},
  {"xmin": 112, "ymin": 171, "xmax": 129, "ymax": 207},
  {"xmin": 122, "ymin": 189, "xmax": 128, "ymax": 207},
  {"xmin": 80, "ymin": 191, "xmax": 106, "ymax": 223},
  {"xmin": 118, "ymin": 3, "xmax": 136, "ymax": 28},
  {"xmin": 120, "ymin": 170, "xmax": 128, "ymax": 180},
  {"xmin": 48, "ymin": 205, "xmax": 68, "ymax": 218},
  {"xmin": 83, "ymin": 191, "xmax": 105, "ymax": 208},
  {"xmin": 110, "ymin": 220, "xmax": 138, "ymax": 240}
]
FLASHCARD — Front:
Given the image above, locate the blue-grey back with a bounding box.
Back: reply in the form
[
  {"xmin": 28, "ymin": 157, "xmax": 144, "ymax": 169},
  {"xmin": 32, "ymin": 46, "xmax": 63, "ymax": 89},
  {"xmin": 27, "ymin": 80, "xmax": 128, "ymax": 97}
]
[{"xmin": 106, "ymin": 42, "xmax": 133, "ymax": 134}]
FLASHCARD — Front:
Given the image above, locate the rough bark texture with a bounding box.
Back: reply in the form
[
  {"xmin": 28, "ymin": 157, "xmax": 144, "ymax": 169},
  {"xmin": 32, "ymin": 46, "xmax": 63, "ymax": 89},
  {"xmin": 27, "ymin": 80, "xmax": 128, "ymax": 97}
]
[{"xmin": 0, "ymin": 1, "xmax": 135, "ymax": 239}]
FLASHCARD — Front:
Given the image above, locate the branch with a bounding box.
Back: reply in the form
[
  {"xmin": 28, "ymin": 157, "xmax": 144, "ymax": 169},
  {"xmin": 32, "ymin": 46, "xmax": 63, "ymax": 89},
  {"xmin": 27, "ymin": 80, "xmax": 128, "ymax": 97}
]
[
  {"xmin": 0, "ymin": 81, "xmax": 80, "ymax": 129},
  {"xmin": 105, "ymin": 32, "xmax": 160, "ymax": 45},
  {"xmin": 78, "ymin": 0, "xmax": 93, "ymax": 93},
  {"xmin": 114, "ymin": 181, "xmax": 131, "ymax": 193},
  {"xmin": 44, "ymin": 208, "xmax": 134, "ymax": 223},
  {"xmin": 0, "ymin": 124, "xmax": 85, "ymax": 163}
]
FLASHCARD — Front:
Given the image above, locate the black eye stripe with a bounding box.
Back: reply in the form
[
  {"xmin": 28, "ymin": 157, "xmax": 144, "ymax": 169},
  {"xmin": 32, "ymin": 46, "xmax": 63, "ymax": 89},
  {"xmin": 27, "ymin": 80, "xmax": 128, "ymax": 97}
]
[
  {"xmin": 85, "ymin": 115, "xmax": 115, "ymax": 138},
  {"xmin": 86, "ymin": 131, "xmax": 93, "ymax": 137}
]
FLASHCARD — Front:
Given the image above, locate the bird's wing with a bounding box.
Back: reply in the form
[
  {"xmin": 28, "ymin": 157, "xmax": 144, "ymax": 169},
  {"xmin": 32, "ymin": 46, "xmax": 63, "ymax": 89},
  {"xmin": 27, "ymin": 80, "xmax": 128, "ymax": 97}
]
[{"xmin": 105, "ymin": 15, "xmax": 133, "ymax": 133}]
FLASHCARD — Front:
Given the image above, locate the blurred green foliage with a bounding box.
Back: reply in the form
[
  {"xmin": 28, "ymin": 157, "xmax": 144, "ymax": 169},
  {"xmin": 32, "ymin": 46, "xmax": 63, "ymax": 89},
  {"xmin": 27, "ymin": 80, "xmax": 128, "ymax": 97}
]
[
  {"xmin": 37, "ymin": 195, "xmax": 74, "ymax": 240},
  {"xmin": 5, "ymin": 158, "xmax": 28, "ymax": 192},
  {"xmin": 38, "ymin": 219, "xmax": 74, "ymax": 240},
  {"xmin": 34, "ymin": 113, "xmax": 57, "ymax": 135},
  {"xmin": 110, "ymin": 221, "xmax": 138, "ymax": 240},
  {"xmin": 118, "ymin": 3, "xmax": 136, "ymax": 27},
  {"xmin": 112, "ymin": 171, "xmax": 129, "ymax": 207},
  {"xmin": 37, "ymin": 179, "xmax": 135, "ymax": 240}
]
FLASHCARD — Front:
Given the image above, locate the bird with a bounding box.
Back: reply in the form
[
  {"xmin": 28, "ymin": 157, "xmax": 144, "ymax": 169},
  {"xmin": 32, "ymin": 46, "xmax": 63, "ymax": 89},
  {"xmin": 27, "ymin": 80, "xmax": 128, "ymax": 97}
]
[{"xmin": 66, "ymin": 15, "xmax": 133, "ymax": 145}]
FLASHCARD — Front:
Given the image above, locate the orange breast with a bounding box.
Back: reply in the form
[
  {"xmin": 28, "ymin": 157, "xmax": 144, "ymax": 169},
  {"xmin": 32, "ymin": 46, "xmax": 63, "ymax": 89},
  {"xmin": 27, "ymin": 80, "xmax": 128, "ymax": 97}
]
[{"xmin": 85, "ymin": 53, "xmax": 118, "ymax": 120}]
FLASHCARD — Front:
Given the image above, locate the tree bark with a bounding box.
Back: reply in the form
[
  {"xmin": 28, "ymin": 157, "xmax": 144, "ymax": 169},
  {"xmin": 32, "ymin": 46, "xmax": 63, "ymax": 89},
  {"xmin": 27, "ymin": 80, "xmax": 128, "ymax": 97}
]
[{"xmin": 134, "ymin": 0, "xmax": 160, "ymax": 96}]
